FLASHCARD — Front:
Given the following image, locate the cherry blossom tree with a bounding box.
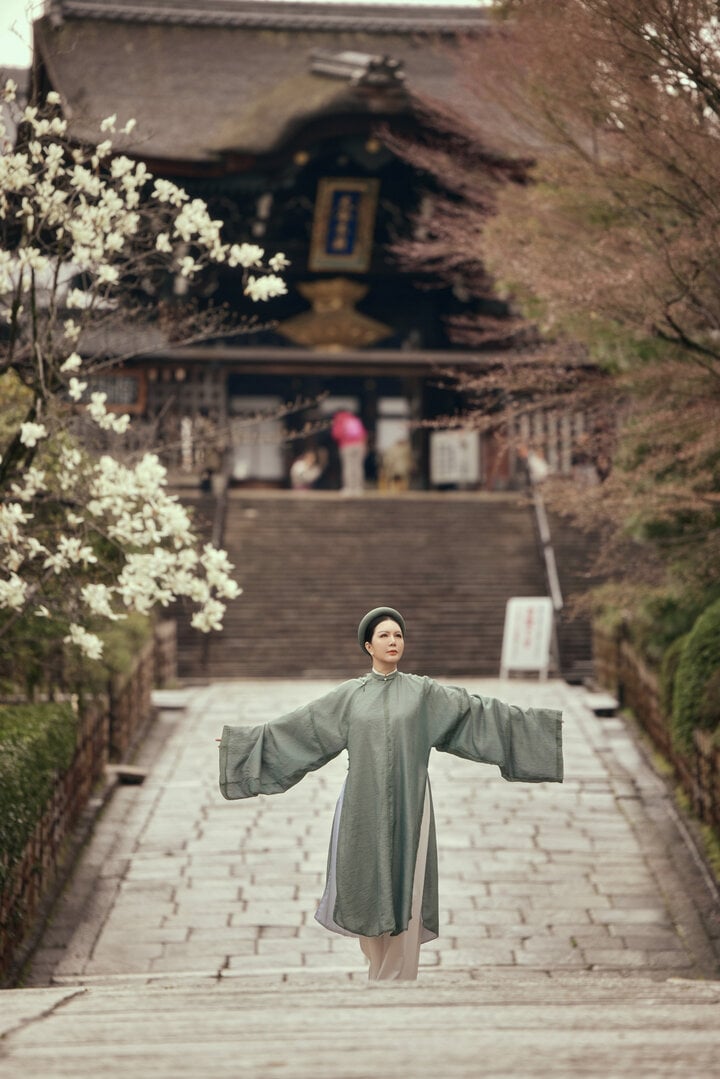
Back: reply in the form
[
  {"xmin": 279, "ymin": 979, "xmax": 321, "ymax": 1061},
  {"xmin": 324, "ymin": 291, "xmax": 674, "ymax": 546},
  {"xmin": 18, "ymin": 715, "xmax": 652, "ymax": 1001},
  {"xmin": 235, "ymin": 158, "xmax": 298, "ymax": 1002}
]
[
  {"xmin": 0, "ymin": 79, "xmax": 288, "ymax": 670},
  {"xmin": 389, "ymin": 1, "xmax": 720, "ymax": 642}
]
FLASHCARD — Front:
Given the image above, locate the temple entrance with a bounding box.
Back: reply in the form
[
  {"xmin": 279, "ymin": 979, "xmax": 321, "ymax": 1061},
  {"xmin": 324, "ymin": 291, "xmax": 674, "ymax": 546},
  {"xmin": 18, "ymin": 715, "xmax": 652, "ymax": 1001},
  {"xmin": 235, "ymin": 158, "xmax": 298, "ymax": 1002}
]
[{"xmin": 225, "ymin": 371, "xmax": 421, "ymax": 490}]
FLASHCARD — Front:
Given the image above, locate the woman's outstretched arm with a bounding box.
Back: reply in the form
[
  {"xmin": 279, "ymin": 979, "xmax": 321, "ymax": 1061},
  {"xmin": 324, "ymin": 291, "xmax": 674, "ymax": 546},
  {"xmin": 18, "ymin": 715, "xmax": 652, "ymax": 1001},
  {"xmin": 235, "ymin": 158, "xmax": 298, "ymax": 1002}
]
[
  {"xmin": 425, "ymin": 679, "xmax": 563, "ymax": 784},
  {"xmin": 218, "ymin": 685, "xmax": 350, "ymax": 799}
]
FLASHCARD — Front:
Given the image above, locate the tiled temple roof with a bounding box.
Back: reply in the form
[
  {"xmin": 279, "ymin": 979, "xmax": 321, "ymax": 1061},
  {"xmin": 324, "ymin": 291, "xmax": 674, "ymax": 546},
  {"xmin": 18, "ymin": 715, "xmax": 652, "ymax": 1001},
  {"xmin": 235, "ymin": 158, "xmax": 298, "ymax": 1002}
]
[
  {"xmin": 35, "ymin": 1, "xmax": 503, "ymax": 163},
  {"xmin": 45, "ymin": 1, "xmax": 489, "ymax": 34}
]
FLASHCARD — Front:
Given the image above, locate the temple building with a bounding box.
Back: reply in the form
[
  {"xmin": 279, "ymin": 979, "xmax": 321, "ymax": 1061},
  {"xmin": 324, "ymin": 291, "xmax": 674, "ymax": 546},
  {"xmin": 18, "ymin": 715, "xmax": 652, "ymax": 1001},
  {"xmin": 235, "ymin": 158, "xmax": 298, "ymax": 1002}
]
[
  {"xmin": 15, "ymin": 1, "xmax": 605, "ymax": 681},
  {"xmin": 29, "ymin": 0, "xmax": 552, "ymax": 490}
]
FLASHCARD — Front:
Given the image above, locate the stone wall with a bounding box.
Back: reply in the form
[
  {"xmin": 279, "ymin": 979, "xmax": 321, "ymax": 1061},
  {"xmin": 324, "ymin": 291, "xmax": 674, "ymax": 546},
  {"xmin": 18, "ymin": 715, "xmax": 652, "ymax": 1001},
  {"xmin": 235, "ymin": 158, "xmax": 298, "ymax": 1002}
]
[
  {"xmin": 594, "ymin": 626, "xmax": 720, "ymax": 833},
  {"xmin": 0, "ymin": 622, "xmax": 177, "ymax": 985}
]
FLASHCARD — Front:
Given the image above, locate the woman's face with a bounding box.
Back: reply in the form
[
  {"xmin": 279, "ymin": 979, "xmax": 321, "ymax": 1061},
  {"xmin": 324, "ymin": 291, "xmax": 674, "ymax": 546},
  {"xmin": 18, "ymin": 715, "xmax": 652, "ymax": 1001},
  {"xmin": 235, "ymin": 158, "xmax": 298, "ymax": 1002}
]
[{"xmin": 366, "ymin": 618, "xmax": 404, "ymax": 673}]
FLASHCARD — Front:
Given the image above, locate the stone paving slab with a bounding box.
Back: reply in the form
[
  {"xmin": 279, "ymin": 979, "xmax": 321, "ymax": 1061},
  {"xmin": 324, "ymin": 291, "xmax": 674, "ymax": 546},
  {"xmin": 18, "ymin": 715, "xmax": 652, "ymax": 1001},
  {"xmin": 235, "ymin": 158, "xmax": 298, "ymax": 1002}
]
[{"xmin": 24, "ymin": 678, "xmax": 720, "ymax": 989}]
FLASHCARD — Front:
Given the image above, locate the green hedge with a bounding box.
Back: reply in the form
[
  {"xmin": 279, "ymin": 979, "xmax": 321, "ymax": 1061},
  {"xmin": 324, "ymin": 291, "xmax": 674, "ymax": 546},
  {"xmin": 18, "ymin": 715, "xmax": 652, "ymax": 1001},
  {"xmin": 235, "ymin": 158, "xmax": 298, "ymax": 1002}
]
[
  {"xmin": 0, "ymin": 703, "xmax": 77, "ymax": 890},
  {"xmin": 671, "ymin": 599, "xmax": 720, "ymax": 752},
  {"xmin": 0, "ymin": 618, "xmax": 153, "ymax": 893}
]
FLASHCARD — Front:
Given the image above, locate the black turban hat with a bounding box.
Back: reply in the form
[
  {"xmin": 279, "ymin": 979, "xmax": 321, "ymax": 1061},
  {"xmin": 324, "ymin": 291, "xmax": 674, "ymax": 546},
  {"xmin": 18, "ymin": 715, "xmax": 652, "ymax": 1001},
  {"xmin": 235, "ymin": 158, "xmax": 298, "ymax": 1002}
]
[{"xmin": 357, "ymin": 607, "xmax": 406, "ymax": 652}]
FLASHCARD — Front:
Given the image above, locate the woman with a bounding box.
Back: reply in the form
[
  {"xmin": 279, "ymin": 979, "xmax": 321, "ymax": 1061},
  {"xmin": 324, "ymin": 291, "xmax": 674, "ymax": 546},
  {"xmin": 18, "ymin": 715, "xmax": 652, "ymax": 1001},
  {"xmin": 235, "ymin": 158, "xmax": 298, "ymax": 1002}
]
[
  {"xmin": 330, "ymin": 410, "xmax": 367, "ymax": 495},
  {"xmin": 218, "ymin": 606, "xmax": 563, "ymax": 981}
]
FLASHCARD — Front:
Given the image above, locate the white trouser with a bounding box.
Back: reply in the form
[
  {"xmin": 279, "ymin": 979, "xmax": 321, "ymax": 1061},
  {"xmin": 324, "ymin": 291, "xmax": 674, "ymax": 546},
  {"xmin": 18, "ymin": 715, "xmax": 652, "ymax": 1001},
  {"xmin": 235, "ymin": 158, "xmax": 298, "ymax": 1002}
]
[
  {"xmin": 339, "ymin": 442, "xmax": 365, "ymax": 493},
  {"xmin": 359, "ymin": 784, "xmax": 431, "ymax": 981}
]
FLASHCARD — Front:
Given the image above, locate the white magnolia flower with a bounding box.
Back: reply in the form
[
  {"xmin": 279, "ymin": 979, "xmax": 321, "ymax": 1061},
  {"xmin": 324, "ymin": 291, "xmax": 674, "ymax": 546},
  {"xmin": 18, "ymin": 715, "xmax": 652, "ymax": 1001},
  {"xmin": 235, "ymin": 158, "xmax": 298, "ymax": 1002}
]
[
  {"xmin": 48, "ymin": 117, "xmax": 68, "ymax": 137},
  {"xmin": 178, "ymin": 255, "xmax": 198, "ymax": 278},
  {"xmin": 244, "ymin": 274, "xmax": 288, "ymax": 302},
  {"xmin": 228, "ymin": 242, "xmax": 264, "ymax": 269},
  {"xmin": 59, "ymin": 446, "xmax": 83, "ymax": 471},
  {"xmin": 97, "ymin": 264, "xmax": 119, "ymax": 285},
  {"xmin": 104, "ymin": 231, "xmax": 125, "ymax": 253},
  {"xmin": 43, "ymin": 536, "xmax": 98, "ymax": 573},
  {"xmin": 61, "ymin": 351, "xmax": 82, "ymax": 371},
  {"xmin": 66, "ymin": 288, "xmax": 93, "ymax": 310},
  {"xmin": 64, "ymin": 624, "xmax": 104, "ymax": 660},
  {"xmin": 156, "ymin": 233, "xmax": 172, "ymax": 253},
  {"xmin": 0, "ymin": 573, "xmax": 28, "ymax": 612},
  {"xmin": 25, "ymin": 536, "xmax": 48, "ymax": 559},
  {"xmin": 17, "ymin": 246, "xmax": 50, "ymax": 275},
  {"xmin": 152, "ymin": 178, "xmax": 188, "ymax": 207},
  {"xmin": 268, "ymin": 252, "xmax": 291, "ymax": 272},
  {"xmin": 115, "ymin": 549, "xmax": 175, "ymax": 612},
  {"xmin": 0, "ymin": 502, "xmax": 31, "ymax": 545},
  {"xmin": 202, "ymin": 543, "xmax": 241, "ymax": 597},
  {"xmin": 68, "ymin": 377, "xmax": 87, "ymax": 401},
  {"xmin": 81, "ymin": 583, "xmax": 124, "ymax": 620},
  {"xmin": 111, "ymin": 413, "xmax": 131, "ymax": 434},
  {"xmin": 110, "ymin": 155, "xmax": 136, "ymax": 180},
  {"xmin": 63, "ymin": 320, "xmax": 81, "ymax": 342},
  {"xmin": 100, "ymin": 114, "xmax": 117, "ymax": 133},
  {"xmin": 19, "ymin": 422, "xmax": 48, "ymax": 448},
  {"xmin": 86, "ymin": 391, "xmax": 109, "ymax": 423},
  {"xmin": 69, "ymin": 165, "xmax": 102, "ymax": 198},
  {"xmin": 6, "ymin": 549, "xmax": 23, "ymax": 571},
  {"xmin": 191, "ymin": 598, "xmax": 226, "ymax": 632},
  {"xmin": 11, "ymin": 466, "xmax": 46, "ymax": 501}
]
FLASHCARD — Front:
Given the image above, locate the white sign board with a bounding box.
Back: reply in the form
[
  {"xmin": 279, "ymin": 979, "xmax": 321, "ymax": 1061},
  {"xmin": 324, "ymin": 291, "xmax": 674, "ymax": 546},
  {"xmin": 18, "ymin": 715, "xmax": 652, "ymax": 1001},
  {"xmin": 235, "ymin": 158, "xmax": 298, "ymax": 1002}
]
[
  {"xmin": 500, "ymin": 597, "xmax": 554, "ymax": 679},
  {"xmin": 430, "ymin": 429, "xmax": 480, "ymax": 486}
]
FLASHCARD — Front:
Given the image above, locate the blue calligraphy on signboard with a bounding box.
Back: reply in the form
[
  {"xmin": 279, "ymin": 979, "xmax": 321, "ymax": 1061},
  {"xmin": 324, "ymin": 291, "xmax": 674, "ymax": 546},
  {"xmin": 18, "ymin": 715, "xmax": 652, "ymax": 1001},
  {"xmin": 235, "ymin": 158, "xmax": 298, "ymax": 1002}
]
[
  {"xmin": 309, "ymin": 177, "xmax": 379, "ymax": 273},
  {"xmin": 325, "ymin": 189, "xmax": 361, "ymax": 257}
]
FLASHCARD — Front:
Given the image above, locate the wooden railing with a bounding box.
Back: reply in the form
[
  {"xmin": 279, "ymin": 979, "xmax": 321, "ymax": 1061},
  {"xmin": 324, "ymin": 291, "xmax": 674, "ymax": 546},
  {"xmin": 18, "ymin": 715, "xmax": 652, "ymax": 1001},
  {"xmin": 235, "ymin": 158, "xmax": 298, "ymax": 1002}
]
[
  {"xmin": 594, "ymin": 626, "xmax": 720, "ymax": 834},
  {"xmin": 0, "ymin": 621, "xmax": 177, "ymax": 986}
]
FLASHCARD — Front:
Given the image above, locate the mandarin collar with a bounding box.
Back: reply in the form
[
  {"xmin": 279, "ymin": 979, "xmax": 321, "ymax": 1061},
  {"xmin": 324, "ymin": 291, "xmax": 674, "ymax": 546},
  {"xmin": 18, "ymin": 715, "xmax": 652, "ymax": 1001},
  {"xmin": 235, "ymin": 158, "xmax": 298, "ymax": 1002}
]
[{"xmin": 370, "ymin": 668, "xmax": 399, "ymax": 682}]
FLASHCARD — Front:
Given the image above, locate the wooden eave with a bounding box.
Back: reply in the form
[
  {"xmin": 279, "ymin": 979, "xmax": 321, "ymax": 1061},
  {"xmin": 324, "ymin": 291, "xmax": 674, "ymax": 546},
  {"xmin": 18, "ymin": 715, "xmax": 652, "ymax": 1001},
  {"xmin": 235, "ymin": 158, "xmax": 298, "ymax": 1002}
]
[{"xmin": 130, "ymin": 345, "xmax": 511, "ymax": 378}]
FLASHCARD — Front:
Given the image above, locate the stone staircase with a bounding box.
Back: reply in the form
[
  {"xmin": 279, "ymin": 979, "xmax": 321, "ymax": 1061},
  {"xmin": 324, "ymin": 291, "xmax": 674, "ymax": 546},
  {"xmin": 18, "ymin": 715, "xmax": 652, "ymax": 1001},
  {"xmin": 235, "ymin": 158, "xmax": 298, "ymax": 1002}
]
[
  {"xmin": 3, "ymin": 973, "xmax": 720, "ymax": 1078},
  {"xmin": 175, "ymin": 491, "xmax": 559, "ymax": 679}
]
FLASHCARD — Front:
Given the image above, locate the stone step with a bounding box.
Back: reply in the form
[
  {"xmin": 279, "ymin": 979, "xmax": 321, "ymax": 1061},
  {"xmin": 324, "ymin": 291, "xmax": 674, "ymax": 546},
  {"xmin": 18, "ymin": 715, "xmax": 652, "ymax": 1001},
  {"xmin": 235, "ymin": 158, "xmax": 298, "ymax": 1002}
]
[
  {"xmin": 2, "ymin": 972, "xmax": 719, "ymax": 1077},
  {"xmin": 175, "ymin": 492, "xmax": 597, "ymax": 679}
]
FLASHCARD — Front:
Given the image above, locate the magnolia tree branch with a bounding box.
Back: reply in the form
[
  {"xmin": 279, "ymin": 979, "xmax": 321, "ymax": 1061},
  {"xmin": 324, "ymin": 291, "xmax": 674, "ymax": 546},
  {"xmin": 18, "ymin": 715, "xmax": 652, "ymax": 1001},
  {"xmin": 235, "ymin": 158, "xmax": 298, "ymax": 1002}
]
[{"xmin": 0, "ymin": 79, "xmax": 290, "ymax": 660}]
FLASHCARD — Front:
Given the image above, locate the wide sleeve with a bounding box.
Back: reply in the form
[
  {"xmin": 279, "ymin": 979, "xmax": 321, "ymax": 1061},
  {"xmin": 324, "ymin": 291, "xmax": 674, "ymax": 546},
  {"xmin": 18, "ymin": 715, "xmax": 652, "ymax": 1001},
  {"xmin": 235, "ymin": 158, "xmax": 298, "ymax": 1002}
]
[
  {"xmin": 218, "ymin": 686, "xmax": 349, "ymax": 800},
  {"xmin": 426, "ymin": 680, "xmax": 563, "ymax": 783}
]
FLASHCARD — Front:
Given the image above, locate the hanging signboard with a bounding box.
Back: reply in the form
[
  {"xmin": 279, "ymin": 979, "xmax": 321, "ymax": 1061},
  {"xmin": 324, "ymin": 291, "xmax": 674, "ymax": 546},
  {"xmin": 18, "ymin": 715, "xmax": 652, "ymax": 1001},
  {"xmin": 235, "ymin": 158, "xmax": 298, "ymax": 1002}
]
[
  {"xmin": 429, "ymin": 429, "xmax": 480, "ymax": 486},
  {"xmin": 500, "ymin": 596, "xmax": 554, "ymax": 680},
  {"xmin": 309, "ymin": 178, "xmax": 379, "ymax": 273}
]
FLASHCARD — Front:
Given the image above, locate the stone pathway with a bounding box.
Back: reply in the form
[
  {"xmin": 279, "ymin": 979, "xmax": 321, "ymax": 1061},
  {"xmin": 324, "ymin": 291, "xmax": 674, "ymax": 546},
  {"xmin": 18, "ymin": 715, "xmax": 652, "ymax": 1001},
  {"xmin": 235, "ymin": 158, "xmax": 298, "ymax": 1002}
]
[
  {"xmin": 26, "ymin": 678, "xmax": 720, "ymax": 987},
  {"xmin": 4, "ymin": 676, "xmax": 720, "ymax": 1078}
]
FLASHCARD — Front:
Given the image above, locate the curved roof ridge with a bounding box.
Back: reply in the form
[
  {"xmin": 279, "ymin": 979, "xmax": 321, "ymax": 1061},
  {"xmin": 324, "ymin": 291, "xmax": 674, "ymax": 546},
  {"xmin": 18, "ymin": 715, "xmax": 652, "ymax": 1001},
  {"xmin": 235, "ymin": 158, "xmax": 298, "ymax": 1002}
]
[{"xmin": 50, "ymin": 0, "xmax": 490, "ymax": 34}]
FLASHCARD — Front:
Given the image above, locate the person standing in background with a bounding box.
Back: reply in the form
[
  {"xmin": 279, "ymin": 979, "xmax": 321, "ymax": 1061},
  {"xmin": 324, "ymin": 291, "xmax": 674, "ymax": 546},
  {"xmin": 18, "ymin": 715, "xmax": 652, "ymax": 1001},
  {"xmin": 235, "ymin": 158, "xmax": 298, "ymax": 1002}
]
[
  {"xmin": 289, "ymin": 447, "xmax": 326, "ymax": 490},
  {"xmin": 331, "ymin": 410, "xmax": 367, "ymax": 495}
]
